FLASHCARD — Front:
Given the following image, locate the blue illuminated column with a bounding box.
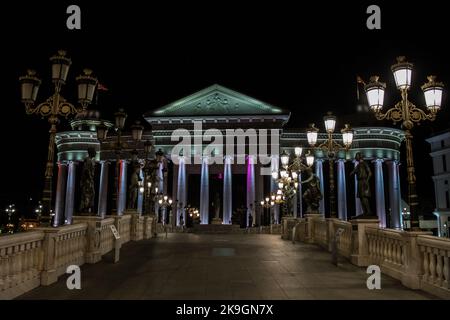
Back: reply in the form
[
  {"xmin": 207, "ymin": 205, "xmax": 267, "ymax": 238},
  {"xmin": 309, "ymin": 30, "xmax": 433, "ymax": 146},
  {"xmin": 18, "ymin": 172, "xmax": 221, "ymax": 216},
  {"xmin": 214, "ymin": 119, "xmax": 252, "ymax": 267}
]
[
  {"xmin": 64, "ymin": 161, "xmax": 76, "ymax": 224},
  {"xmin": 137, "ymin": 168, "xmax": 144, "ymax": 215},
  {"xmin": 337, "ymin": 159, "xmax": 347, "ymax": 220},
  {"xmin": 374, "ymin": 159, "xmax": 386, "ymax": 227},
  {"xmin": 223, "ymin": 155, "xmax": 232, "ymax": 225},
  {"xmin": 98, "ymin": 161, "xmax": 109, "ymax": 218},
  {"xmin": 271, "ymin": 155, "xmax": 279, "ymax": 224},
  {"xmin": 155, "ymin": 162, "xmax": 164, "ymax": 219},
  {"xmin": 118, "ymin": 160, "xmax": 128, "ymax": 215},
  {"xmin": 353, "ymin": 160, "xmax": 363, "ymax": 217},
  {"xmin": 200, "ymin": 156, "xmax": 209, "ymax": 224},
  {"xmin": 176, "ymin": 157, "xmax": 187, "ymax": 226},
  {"xmin": 293, "ymin": 187, "xmax": 298, "ymax": 218},
  {"xmin": 298, "ymin": 172, "xmax": 303, "ymax": 218},
  {"xmin": 387, "ymin": 160, "xmax": 402, "ymax": 229},
  {"xmin": 246, "ymin": 155, "xmax": 256, "ymax": 227},
  {"xmin": 54, "ymin": 162, "xmax": 68, "ymax": 227},
  {"xmin": 315, "ymin": 159, "xmax": 325, "ymax": 215}
]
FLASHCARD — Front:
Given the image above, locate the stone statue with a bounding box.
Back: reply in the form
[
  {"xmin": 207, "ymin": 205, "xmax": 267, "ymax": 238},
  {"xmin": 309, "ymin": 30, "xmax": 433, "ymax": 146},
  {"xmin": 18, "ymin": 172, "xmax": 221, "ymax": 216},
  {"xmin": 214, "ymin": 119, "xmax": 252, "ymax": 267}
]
[
  {"xmin": 128, "ymin": 162, "xmax": 141, "ymax": 210},
  {"xmin": 79, "ymin": 148, "xmax": 96, "ymax": 214},
  {"xmin": 211, "ymin": 192, "xmax": 222, "ymax": 224},
  {"xmin": 350, "ymin": 152, "xmax": 373, "ymax": 217},
  {"xmin": 301, "ymin": 166, "xmax": 323, "ymax": 214},
  {"xmin": 214, "ymin": 192, "xmax": 221, "ymax": 219}
]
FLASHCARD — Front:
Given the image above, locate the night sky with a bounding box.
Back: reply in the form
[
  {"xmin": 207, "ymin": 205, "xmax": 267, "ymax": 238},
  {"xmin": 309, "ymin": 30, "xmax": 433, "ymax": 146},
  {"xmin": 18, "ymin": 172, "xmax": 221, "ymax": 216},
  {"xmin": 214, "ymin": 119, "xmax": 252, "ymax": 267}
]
[{"xmin": 2, "ymin": 1, "xmax": 449, "ymax": 218}]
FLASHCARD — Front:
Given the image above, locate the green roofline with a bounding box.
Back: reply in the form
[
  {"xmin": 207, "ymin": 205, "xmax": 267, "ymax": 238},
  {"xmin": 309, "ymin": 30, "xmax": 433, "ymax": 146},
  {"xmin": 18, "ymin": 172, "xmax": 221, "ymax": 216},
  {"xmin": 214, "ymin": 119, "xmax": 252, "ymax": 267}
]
[{"xmin": 143, "ymin": 84, "xmax": 291, "ymax": 118}]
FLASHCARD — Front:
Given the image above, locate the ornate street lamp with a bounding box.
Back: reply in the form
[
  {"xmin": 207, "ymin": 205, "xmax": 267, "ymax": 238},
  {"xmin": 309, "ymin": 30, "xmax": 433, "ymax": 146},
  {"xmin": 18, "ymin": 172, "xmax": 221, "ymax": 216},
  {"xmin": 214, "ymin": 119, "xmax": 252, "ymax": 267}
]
[
  {"xmin": 273, "ymin": 148, "xmax": 314, "ymax": 219},
  {"xmin": 19, "ymin": 50, "xmax": 97, "ymax": 225},
  {"xmin": 362, "ymin": 56, "xmax": 444, "ymax": 230},
  {"xmin": 307, "ymin": 113, "xmax": 354, "ymax": 218},
  {"xmin": 260, "ymin": 197, "xmax": 275, "ymax": 226}
]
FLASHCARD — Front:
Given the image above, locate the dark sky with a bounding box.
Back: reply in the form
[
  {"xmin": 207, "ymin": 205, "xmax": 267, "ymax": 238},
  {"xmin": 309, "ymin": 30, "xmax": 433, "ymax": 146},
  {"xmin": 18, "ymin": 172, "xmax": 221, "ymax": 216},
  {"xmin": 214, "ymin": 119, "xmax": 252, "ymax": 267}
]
[{"xmin": 1, "ymin": 1, "xmax": 450, "ymax": 216}]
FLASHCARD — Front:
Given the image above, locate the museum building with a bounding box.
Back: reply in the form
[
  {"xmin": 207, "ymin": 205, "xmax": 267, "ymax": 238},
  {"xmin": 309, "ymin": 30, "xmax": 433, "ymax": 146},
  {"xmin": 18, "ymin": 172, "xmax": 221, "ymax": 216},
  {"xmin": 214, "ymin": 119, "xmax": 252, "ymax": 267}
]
[{"xmin": 53, "ymin": 85, "xmax": 404, "ymax": 229}]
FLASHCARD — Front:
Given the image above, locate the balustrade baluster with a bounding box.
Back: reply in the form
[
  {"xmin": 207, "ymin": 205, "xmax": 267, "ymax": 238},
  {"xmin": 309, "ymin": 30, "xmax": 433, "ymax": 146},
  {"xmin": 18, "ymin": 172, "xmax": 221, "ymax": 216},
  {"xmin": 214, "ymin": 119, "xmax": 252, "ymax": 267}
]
[
  {"xmin": 429, "ymin": 250, "xmax": 436, "ymax": 284},
  {"xmin": 436, "ymin": 250, "xmax": 443, "ymax": 287}
]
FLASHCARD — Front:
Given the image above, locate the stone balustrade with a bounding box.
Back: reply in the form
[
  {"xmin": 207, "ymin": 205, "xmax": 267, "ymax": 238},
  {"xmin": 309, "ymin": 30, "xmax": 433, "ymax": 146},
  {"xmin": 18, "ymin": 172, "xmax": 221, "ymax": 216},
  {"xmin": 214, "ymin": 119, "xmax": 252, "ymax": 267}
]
[
  {"xmin": 1, "ymin": 212, "xmax": 156, "ymax": 300},
  {"xmin": 417, "ymin": 235, "xmax": 450, "ymax": 298},
  {"xmin": 288, "ymin": 214, "xmax": 450, "ymax": 299},
  {"xmin": 0, "ymin": 231, "xmax": 44, "ymax": 299}
]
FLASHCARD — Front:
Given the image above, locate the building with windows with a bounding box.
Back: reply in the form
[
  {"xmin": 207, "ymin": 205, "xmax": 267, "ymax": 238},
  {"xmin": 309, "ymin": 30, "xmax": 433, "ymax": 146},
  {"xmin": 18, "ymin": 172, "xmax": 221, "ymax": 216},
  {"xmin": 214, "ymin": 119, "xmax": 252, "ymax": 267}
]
[{"xmin": 427, "ymin": 130, "xmax": 450, "ymax": 237}]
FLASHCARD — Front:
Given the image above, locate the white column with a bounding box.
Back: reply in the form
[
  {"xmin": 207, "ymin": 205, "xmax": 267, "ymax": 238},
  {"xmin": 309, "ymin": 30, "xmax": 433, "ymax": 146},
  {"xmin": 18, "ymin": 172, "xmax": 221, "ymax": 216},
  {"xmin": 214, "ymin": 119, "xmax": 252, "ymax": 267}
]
[
  {"xmin": 54, "ymin": 162, "xmax": 68, "ymax": 227},
  {"xmin": 374, "ymin": 159, "xmax": 387, "ymax": 227},
  {"xmin": 337, "ymin": 159, "xmax": 347, "ymax": 220},
  {"xmin": 353, "ymin": 160, "xmax": 363, "ymax": 217},
  {"xmin": 223, "ymin": 155, "xmax": 232, "ymax": 225},
  {"xmin": 98, "ymin": 161, "xmax": 109, "ymax": 218},
  {"xmin": 137, "ymin": 168, "xmax": 144, "ymax": 215},
  {"xmin": 388, "ymin": 160, "xmax": 402, "ymax": 229},
  {"xmin": 64, "ymin": 161, "xmax": 76, "ymax": 225},
  {"xmin": 118, "ymin": 160, "xmax": 128, "ymax": 215},
  {"xmin": 200, "ymin": 156, "xmax": 210, "ymax": 224},
  {"xmin": 298, "ymin": 172, "xmax": 303, "ymax": 218},
  {"xmin": 176, "ymin": 157, "xmax": 186, "ymax": 226},
  {"xmin": 246, "ymin": 155, "xmax": 256, "ymax": 227},
  {"xmin": 315, "ymin": 159, "xmax": 325, "ymax": 215},
  {"xmin": 158, "ymin": 162, "xmax": 164, "ymax": 194},
  {"xmin": 271, "ymin": 155, "xmax": 279, "ymax": 224},
  {"xmin": 293, "ymin": 188, "xmax": 298, "ymax": 218}
]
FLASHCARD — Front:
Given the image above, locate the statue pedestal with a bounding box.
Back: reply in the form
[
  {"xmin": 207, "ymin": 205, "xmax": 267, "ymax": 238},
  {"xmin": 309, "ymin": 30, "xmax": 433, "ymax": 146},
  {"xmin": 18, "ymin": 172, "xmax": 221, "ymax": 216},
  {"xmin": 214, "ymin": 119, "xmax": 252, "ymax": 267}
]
[
  {"xmin": 281, "ymin": 216, "xmax": 298, "ymax": 240},
  {"xmin": 211, "ymin": 217, "xmax": 223, "ymax": 225},
  {"xmin": 350, "ymin": 218, "xmax": 379, "ymax": 266}
]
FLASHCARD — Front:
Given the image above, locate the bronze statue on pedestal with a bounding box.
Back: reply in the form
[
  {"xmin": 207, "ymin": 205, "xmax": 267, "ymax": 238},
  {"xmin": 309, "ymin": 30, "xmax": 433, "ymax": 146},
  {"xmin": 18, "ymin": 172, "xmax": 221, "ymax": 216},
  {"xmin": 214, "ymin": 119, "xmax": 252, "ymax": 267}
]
[
  {"xmin": 350, "ymin": 152, "xmax": 373, "ymax": 217},
  {"xmin": 79, "ymin": 148, "xmax": 97, "ymax": 214},
  {"xmin": 301, "ymin": 166, "xmax": 322, "ymax": 214}
]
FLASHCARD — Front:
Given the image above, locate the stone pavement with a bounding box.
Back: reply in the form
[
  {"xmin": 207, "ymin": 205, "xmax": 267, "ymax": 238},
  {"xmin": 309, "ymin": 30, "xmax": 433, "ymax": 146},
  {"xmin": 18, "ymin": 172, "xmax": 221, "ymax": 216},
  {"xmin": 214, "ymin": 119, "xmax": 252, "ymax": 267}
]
[{"xmin": 18, "ymin": 233, "xmax": 437, "ymax": 300}]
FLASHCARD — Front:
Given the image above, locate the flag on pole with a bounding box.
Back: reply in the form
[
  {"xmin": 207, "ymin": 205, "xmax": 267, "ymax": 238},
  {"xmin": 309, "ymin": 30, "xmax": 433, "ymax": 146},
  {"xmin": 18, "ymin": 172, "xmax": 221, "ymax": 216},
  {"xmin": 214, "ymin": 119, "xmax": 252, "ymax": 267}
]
[{"xmin": 98, "ymin": 82, "xmax": 109, "ymax": 91}]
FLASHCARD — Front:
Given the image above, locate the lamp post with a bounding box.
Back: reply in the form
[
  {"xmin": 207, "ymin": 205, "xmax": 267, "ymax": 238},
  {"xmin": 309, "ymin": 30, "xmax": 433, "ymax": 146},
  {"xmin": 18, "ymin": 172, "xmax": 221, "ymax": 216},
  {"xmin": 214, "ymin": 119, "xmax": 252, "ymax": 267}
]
[
  {"xmin": 306, "ymin": 114, "xmax": 354, "ymax": 218},
  {"xmin": 19, "ymin": 51, "xmax": 97, "ymax": 225},
  {"xmin": 260, "ymin": 197, "xmax": 275, "ymax": 226},
  {"xmin": 274, "ymin": 148, "xmax": 315, "ymax": 219},
  {"xmin": 362, "ymin": 56, "xmax": 444, "ymax": 230},
  {"xmin": 96, "ymin": 109, "xmax": 128, "ymax": 214},
  {"xmin": 158, "ymin": 196, "xmax": 173, "ymax": 224},
  {"xmin": 5, "ymin": 204, "xmax": 16, "ymax": 234}
]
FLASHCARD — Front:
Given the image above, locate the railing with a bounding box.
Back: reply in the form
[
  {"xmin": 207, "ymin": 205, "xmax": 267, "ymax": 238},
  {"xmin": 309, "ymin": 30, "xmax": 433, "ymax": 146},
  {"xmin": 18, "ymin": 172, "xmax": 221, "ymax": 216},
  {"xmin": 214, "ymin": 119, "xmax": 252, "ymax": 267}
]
[
  {"xmin": 417, "ymin": 235, "xmax": 450, "ymax": 296},
  {"xmin": 313, "ymin": 218, "xmax": 328, "ymax": 249},
  {"xmin": 99, "ymin": 218, "xmax": 115, "ymax": 255},
  {"xmin": 366, "ymin": 227, "xmax": 405, "ymax": 267},
  {"xmin": 0, "ymin": 232, "xmax": 44, "ymax": 299},
  {"xmin": 333, "ymin": 220, "xmax": 353, "ymax": 259},
  {"xmin": 288, "ymin": 215, "xmax": 450, "ymax": 299},
  {"xmin": 118, "ymin": 215, "xmax": 131, "ymax": 244},
  {"xmin": 53, "ymin": 224, "xmax": 87, "ymax": 277}
]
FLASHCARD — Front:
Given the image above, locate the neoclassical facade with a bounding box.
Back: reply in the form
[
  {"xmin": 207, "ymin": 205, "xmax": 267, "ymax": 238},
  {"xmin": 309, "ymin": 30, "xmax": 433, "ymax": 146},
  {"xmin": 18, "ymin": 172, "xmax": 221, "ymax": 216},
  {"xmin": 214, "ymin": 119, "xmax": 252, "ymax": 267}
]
[{"xmin": 53, "ymin": 85, "xmax": 405, "ymax": 229}]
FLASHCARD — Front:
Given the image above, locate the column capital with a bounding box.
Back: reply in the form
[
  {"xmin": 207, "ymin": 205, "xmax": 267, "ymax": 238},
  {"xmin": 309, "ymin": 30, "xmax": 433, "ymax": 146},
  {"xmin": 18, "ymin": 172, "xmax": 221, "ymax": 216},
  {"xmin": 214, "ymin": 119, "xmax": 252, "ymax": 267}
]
[
  {"xmin": 336, "ymin": 158, "xmax": 346, "ymax": 163},
  {"xmin": 372, "ymin": 158, "xmax": 384, "ymax": 164},
  {"xmin": 315, "ymin": 158, "xmax": 324, "ymax": 163}
]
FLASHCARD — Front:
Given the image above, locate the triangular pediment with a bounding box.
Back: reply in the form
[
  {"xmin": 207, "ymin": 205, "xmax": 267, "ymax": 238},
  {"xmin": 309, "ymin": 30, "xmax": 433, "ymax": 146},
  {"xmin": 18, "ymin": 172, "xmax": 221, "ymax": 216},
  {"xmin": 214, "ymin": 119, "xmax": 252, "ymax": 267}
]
[{"xmin": 145, "ymin": 84, "xmax": 289, "ymax": 117}]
